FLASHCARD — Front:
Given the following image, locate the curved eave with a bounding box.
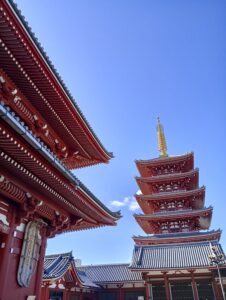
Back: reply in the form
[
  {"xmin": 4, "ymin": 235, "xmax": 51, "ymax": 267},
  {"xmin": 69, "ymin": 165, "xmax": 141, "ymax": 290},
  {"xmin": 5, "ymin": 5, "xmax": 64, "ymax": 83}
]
[
  {"xmin": 1, "ymin": 0, "xmax": 112, "ymax": 165},
  {"xmin": 135, "ymin": 152, "xmax": 194, "ymax": 176},
  {"xmin": 136, "ymin": 187, "xmax": 205, "ymax": 201},
  {"xmin": 134, "ymin": 207, "xmax": 213, "ymax": 221},
  {"xmin": 136, "ymin": 168, "xmax": 199, "ymax": 184},
  {"xmin": 136, "ymin": 169, "xmax": 199, "ymax": 195},
  {"xmin": 0, "ymin": 112, "xmax": 120, "ymax": 231},
  {"xmin": 43, "ymin": 252, "xmax": 73, "ymax": 281},
  {"xmin": 133, "ymin": 230, "xmax": 222, "ymax": 245},
  {"xmin": 77, "ymin": 184, "xmax": 121, "ymax": 222},
  {"xmin": 135, "ymin": 187, "xmax": 205, "ymax": 214},
  {"xmin": 134, "ymin": 207, "xmax": 213, "ymax": 234}
]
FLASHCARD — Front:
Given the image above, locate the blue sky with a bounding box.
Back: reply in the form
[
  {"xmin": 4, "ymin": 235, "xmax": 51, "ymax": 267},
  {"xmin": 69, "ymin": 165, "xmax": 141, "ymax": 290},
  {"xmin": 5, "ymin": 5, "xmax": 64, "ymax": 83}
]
[{"xmin": 15, "ymin": 0, "xmax": 226, "ymax": 264}]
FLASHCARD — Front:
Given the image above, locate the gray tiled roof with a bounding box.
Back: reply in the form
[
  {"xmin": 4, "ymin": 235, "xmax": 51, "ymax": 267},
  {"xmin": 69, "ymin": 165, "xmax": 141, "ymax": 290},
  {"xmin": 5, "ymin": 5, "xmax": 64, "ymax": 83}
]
[
  {"xmin": 129, "ymin": 241, "xmax": 226, "ymax": 270},
  {"xmin": 43, "ymin": 252, "xmax": 99, "ymax": 288},
  {"xmin": 77, "ymin": 270, "xmax": 99, "ymax": 288},
  {"xmin": 43, "ymin": 252, "xmax": 73, "ymax": 279},
  {"xmin": 78, "ymin": 264, "xmax": 143, "ymax": 283}
]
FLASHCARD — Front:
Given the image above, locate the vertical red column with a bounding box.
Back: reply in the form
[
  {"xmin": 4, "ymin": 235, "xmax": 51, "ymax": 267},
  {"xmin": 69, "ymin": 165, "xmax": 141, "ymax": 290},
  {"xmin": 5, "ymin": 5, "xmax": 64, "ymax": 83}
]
[
  {"xmin": 118, "ymin": 288, "xmax": 123, "ymax": 300},
  {"xmin": 164, "ymin": 274, "xmax": 171, "ymax": 300},
  {"xmin": 191, "ymin": 273, "xmax": 199, "ymax": 300},
  {"xmin": 212, "ymin": 272, "xmax": 223, "ymax": 300},
  {"xmin": 0, "ymin": 206, "xmax": 16, "ymax": 300},
  {"xmin": 41, "ymin": 283, "xmax": 50, "ymax": 300},
  {"xmin": 145, "ymin": 282, "xmax": 151, "ymax": 300}
]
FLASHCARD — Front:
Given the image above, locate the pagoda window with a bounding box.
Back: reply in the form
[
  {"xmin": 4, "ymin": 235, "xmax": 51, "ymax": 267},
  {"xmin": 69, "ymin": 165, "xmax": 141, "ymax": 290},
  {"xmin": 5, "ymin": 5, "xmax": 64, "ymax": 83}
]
[
  {"xmin": 166, "ymin": 184, "xmax": 172, "ymax": 192},
  {"xmin": 161, "ymin": 222, "xmax": 169, "ymax": 233},
  {"xmin": 169, "ymin": 221, "xmax": 180, "ymax": 230},
  {"xmin": 164, "ymin": 168, "xmax": 168, "ymax": 174},
  {"xmin": 173, "ymin": 183, "xmax": 179, "ymax": 191},
  {"xmin": 159, "ymin": 203, "xmax": 165, "ymax": 210},
  {"xmin": 167, "ymin": 202, "xmax": 176, "ymax": 210},
  {"xmin": 159, "ymin": 185, "xmax": 165, "ymax": 192},
  {"xmin": 181, "ymin": 221, "xmax": 190, "ymax": 232},
  {"xmin": 177, "ymin": 201, "xmax": 184, "ymax": 209}
]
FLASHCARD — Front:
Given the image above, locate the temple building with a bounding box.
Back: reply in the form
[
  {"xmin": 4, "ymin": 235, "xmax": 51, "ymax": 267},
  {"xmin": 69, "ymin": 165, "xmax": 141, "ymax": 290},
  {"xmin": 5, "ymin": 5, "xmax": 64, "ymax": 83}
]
[
  {"xmin": 41, "ymin": 119, "xmax": 226, "ymax": 300},
  {"xmin": 0, "ymin": 1, "xmax": 120, "ymax": 300},
  {"xmin": 130, "ymin": 118, "xmax": 226, "ymax": 300}
]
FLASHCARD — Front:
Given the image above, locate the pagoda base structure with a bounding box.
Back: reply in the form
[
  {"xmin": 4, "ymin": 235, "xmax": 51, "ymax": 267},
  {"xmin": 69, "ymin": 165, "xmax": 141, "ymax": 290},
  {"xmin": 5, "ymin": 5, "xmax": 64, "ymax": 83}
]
[{"xmin": 131, "ymin": 230, "xmax": 226, "ymax": 300}]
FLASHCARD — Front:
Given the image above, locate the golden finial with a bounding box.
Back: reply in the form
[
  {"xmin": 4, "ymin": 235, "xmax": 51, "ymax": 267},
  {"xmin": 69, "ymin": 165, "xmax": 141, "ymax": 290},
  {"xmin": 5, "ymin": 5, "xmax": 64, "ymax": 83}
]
[{"xmin": 157, "ymin": 117, "xmax": 168, "ymax": 157}]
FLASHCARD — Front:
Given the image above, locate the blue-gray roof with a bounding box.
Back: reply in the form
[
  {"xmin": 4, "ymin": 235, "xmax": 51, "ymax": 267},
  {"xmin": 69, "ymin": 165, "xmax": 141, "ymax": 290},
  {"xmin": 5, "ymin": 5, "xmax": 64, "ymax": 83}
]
[
  {"xmin": 78, "ymin": 264, "xmax": 143, "ymax": 284},
  {"xmin": 43, "ymin": 252, "xmax": 98, "ymax": 288},
  {"xmin": 43, "ymin": 252, "xmax": 73, "ymax": 280},
  {"xmin": 130, "ymin": 241, "xmax": 226, "ymax": 270},
  {"xmin": 77, "ymin": 270, "xmax": 99, "ymax": 288}
]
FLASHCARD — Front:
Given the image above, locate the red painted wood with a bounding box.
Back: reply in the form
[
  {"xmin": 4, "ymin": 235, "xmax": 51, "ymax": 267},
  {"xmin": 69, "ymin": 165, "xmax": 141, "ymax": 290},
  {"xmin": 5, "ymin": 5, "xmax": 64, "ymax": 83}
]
[
  {"xmin": 0, "ymin": 207, "xmax": 16, "ymax": 300},
  {"xmin": 164, "ymin": 275, "xmax": 171, "ymax": 300},
  {"xmin": 35, "ymin": 234, "xmax": 47, "ymax": 300},
  {"xmin": 145, "ymin": 282, "xmax": 151, "ymax": 300},
  {"xmin": 191, "ymin": 275, "xmax": 199, "ymax": 300}
]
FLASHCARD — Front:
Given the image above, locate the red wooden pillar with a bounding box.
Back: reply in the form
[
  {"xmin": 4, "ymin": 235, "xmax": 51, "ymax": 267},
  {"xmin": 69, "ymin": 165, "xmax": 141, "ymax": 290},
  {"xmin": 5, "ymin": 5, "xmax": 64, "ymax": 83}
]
[
  {"xmin": 118, "ymin": 288, "xmax": 123, "ymax": 300},
  {"xmin": 64, "ymin": 288, "xmax": 70, "ymax": 300},
  {"xmin": 212, "ymin": 272, "xmax": 222, "ymax": 300},
  {"xmin": 80, "ymin": 289, "xmax": 83, "ymax": 300},
  {"xmin": 35, "ymin": 229, "xmax": 48, "ymax": 300},
  {"xmin": 191, "ymin": 274, "xmax": 199, "ymax": 300},
  {"xmin": 0, "ymin": 206, "xmax": 16, "ymax": 300},
  {"xmin": 164, "ymin": 274, "xmax": 171, "ymax": 300},
  {"xmin": 41, "ymin": 283, "xmax": 50, "ymax": 300},
  {"xmin": 145, "ymin": 282, "xmax": 151, "ymax": 300}
]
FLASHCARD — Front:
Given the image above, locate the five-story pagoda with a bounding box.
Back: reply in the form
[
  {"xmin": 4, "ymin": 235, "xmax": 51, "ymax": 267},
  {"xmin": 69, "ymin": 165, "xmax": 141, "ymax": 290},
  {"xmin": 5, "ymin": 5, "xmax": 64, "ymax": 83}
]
[{"xmin": 129, "ymin": 118, "xmax": 226, "ymax": 300}]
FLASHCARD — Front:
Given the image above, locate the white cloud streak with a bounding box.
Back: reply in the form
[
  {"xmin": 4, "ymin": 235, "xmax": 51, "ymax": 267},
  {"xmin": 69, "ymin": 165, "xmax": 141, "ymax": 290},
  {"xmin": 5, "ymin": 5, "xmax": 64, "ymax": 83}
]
[{"xmin": 110, "ymin": 192, "xmax": 141, "ymax": 212}]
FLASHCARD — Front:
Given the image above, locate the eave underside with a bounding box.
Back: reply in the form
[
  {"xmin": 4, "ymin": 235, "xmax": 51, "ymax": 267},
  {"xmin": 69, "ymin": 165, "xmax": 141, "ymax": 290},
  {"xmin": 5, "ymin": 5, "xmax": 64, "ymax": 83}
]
[
  {"xmin": 0, "ymin": 118, "xmax": 119, "ymax": 233},
  {"xmin": 0, "ymin": 2, "xmax": 112, "ymax": 168},
  {"xmin": 136, "ymin": 187, "xmax": 205, "ymax": 214},
  {"xmin": 136, "ymin": 169, "xmax": 199, "ymax": 195},
  {"xmin": 134, "ymin": 208, "xmax": 213, "ymax": 234}
]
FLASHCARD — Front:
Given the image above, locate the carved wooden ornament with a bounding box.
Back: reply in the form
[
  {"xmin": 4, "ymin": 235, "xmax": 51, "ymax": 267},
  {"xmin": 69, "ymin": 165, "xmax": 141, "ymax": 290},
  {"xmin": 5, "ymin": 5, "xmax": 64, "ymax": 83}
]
[{"xmin": 17, "ymin": 220, "xmax": 42, "ymax": 287}]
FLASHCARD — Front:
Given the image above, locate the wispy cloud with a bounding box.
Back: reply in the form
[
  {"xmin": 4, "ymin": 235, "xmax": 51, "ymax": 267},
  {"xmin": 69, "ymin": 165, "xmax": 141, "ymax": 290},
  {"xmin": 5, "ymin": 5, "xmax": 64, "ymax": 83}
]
[{"xmin": 110, "ymin": 192, "xmax": 141, "ymax": 212}]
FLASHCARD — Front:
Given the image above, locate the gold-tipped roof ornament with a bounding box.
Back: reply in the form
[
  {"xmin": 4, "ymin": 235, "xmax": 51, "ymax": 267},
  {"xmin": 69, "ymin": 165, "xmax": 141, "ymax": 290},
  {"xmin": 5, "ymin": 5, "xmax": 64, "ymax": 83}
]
[{"xmin": 157, "ymin": 117, "xmax": 168, "ymax": 157}]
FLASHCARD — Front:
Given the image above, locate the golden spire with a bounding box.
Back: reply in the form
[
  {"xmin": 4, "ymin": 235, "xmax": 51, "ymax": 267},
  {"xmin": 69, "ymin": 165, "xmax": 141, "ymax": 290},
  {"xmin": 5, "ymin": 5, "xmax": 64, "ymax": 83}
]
[{"xmin": 157, "ymin": 117, "xmax": 168, "ymax": 157}]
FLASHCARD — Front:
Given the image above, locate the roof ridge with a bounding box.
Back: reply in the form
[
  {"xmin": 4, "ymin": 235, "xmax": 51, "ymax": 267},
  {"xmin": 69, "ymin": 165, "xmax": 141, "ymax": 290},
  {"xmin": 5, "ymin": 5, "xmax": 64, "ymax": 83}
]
[
  {"xmin": 135, "ymin": 152, "xmax": 194, "ymax": 163},
  {"xmin": 45, "ymin": 251, "xmax": 73, "ymax": 258},
  {"xmin": 79, "ymin": 263, "xmax": 130, "ymax": 267}
]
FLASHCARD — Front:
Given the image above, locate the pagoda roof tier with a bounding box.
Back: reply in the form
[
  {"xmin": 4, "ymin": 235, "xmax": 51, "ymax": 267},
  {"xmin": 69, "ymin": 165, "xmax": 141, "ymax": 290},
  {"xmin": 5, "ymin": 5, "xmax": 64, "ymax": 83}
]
[
  {"xmin": 135, "ymin": 152, "xmax": 194, "ymax": 177},
  {"xmin": 129, "ymin": 241, "xmax": 226, "ymax": 271},
  {"xmin": 0, "ymin": 114, "xmax": 120, "ymax": 234},
  {"xmin": 0, "ymin": 1, "xmax": 112, "ymax": 169},
  {"xmin": 133, "ymin": 230, "xmax": 222, "ymax": 245},
  {"xmin": 135, "ymin": 187, "xmax": 205, "ymax": 214},
  {"xmin": 136, "ymin": 169, "xmax": 199, "ymax": 195},
  {"xmin": 134, "ymin": 207, "xmax": 212, "ymax": 234}
]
